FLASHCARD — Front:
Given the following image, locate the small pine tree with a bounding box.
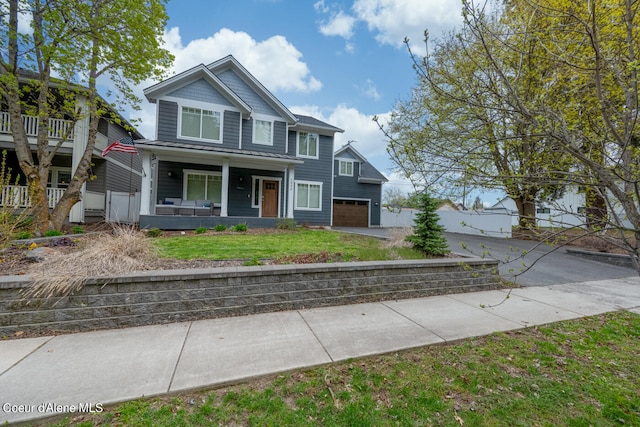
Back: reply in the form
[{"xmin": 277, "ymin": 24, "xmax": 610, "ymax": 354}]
[{"xmin": 406, "ymin": 192, "xmax": 449, "ymax": 256}]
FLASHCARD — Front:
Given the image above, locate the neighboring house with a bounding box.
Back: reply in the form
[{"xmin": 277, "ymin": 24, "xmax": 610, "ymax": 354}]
[
  {"xmin": 333, "ymin": 143, "xmax": 388, "ymax": 227},
  {"xmin": 490, "ymin": 189, "xmax": 600, "ymax": 228},
  {"xmin": 136, "ymin": 55, "xmax": 343, "ymax": 229},
  {"xmin": 0, "ymin": 73, "xmax": 143, "ymax": 223}
]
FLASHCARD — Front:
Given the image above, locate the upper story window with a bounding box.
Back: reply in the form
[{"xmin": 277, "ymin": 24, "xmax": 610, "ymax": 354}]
[
  {"xmin": 254, "ymin": 118, "xmax": 273, "ymax": 145},
  {"xmin": 339, "ymin": 159, "xmax": 354, "ymax": 176},
  {"xmin": 297, "ymin": 132, "xmax": 318, "ymax": 158},
  {"xmin": 180, "ymin": 106, "xmax": 221, "ymax": 142}
]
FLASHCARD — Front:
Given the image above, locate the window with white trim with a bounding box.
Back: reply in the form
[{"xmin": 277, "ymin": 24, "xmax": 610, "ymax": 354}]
[
  {"xmin": 295, "ymin": 181, "xmax": 322, "ymax": 210},
  {"xmin": 180, "ymin": 106, "xmax": 221, "ymax": 142},
  {"xmin": 184, "ymin": 171, "xmax": 222, "ymax": 203},
  {"xmin": 297, "ymin": 132, "xmax": 318, "ymax": 158},
  {"xmin": 254, "ymin": 119, "xmax": 273, "ymax": 145},
  {"xmin": 339, "ymin": 160, "xmax": 354, "ymax": 176}
]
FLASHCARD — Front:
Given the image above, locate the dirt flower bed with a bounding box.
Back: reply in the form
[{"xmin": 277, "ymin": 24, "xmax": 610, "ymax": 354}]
[
  {"xmin": 513, "ymin": 227, "xmax": 637, "ymax": 254},
  {"xmin": 0, "ymin": 226, "xmax": 343, "ymax": 277}
]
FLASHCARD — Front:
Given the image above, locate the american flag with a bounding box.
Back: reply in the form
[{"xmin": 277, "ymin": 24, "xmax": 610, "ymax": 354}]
[{"xmin": 101, "ymin": 135, "xmax": 138, "ymax": 157}]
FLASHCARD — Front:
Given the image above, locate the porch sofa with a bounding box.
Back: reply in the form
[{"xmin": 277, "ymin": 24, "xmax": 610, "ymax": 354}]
[{"xmin": 155, "ymin": 198, "xmax": 220, "ymax": 216}]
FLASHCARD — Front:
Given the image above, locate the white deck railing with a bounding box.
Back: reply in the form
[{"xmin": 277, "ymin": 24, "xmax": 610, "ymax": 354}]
[
  {"xmin": 0, "ymin": 111, "xmax": 74, "ymax": 140},
  {"xmin": 0, "ymin": 185, "xmax": 65, "ymax": 208}
]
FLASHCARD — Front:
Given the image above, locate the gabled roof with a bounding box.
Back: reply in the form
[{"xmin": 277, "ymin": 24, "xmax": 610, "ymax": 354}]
[
  {"xmin": 334, "ymin": 143, "xmax": 388, "ymax": 184},
  {"xmin": 335, "ymin": 143, "xmax": 367, "ymax": 163},
  {"xmin": 291, "ymin": 114, "xmax": 344, "ymax": 134},
  {"xmin": 143, "ymin": 63, "xmax": 252, "ymax": 116},
  {"xmin": 359, "ymin": 162, "xmax": 388, "ymax": 184},
  {"xmin": 206, "ymin": 55, "xmax": 298, "ymax": 124}
]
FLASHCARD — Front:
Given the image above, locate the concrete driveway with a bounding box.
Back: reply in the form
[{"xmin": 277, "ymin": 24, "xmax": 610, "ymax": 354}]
[{"xmin": 332, "ymin": 227, "xmax": 638, "ymax": 286}]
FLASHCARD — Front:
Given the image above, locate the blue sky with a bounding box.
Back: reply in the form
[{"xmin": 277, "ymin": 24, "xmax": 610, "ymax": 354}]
[{"xmin": 130, "ymin": 0, "xmax": 486, "ymax": 202}]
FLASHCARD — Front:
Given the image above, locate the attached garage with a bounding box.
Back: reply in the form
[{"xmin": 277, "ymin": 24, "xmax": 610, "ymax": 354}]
[{"xmin": 333, "ymin": 199, "xmax": 369, "ymax": 227}]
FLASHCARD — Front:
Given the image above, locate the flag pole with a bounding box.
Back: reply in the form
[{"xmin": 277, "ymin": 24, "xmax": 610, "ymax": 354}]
[{"xmin": 127, "ymin": 132, "xmax": 133, "ymax": 222}]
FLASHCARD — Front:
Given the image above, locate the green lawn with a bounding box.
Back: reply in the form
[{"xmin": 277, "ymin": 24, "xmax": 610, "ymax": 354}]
[
  {"xmin": 48, "ymin": 311, "xmax": 640, "ymax": 426},
  {"xmin": 153, "ymin": 229, "xmax": 423, "ymax": 262}
]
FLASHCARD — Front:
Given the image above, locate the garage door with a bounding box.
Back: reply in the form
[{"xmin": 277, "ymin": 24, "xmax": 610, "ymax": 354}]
[{"xmin": 333, "ymin": 200, "xmax": 369, "ymax": 227}]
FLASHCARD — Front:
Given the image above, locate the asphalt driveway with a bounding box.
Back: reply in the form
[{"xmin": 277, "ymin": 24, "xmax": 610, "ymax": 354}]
[
  {"xmin": 333, "ymin": 227, "xmax": 638, "ymax": 286},
  {"xmin": 443, "ymin": 232, "xmax": 637, "ymax": 286}
]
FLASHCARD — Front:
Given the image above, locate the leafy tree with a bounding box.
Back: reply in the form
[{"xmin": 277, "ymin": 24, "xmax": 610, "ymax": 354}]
[
  {"xmin": 383, "ymin": 187, "xmax": 408, "ymax": 212},
  {"xmin": 406, "ymin": 191, "xmax": 449, "ymax": 256},
  {"xmin": 472, "ymin": 196, "xmax": 483, "ymax": 210},
  {"xmin": 377, "ymin": 11, "xmax": 573, "ymax": 229},
  {"xmin": 0, "ymin": 0, "xmax": 173, "ymax": 234},
  {"xmin": 462, "ymin": 0, "xmax": 640, "ymax": 272}
]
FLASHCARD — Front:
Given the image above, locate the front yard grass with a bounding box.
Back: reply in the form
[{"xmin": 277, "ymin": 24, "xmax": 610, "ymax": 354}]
[
  {"xmin": 153, "ymin": 229, "xmax": 425, "ymax": 262},
  {"xmin": 49, "ymin": 310, "xmax": 640, "ymax": 426}
]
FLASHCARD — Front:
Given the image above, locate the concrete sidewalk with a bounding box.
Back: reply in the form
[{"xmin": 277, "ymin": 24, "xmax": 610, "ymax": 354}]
[{"xmin": 2, "ymin": 277, "xmax": 640, "ymax": 425}]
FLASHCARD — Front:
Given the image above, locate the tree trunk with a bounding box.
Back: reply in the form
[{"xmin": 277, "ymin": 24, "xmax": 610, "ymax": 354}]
[
  {"xmin": 515, "ymin": 194, "xmax": 536, "ymax": 230},
  {"xmin": 585, "ymin": 186, "xmax": 607, "ymax": 230}
]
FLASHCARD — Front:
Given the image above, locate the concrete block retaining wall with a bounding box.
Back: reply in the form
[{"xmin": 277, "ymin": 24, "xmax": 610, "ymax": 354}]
[{"xmin": 0, "ymin": 258, "xmax": 501, "ymax": 336}]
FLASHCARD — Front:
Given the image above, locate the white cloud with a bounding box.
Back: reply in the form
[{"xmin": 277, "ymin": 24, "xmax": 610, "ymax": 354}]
[
  {"xmin": 319, "ymin": 10, "xmax": 357, "ymax": 39},
  {"xmin": 313, "ymin": 0, "xmax": 329, "ymax": 13},
  {"xmin": 291, "ymin": 103, "xmax": 390, "ymax": 165},
  {"xmin": 163, "ymin": 27, "xmax": 322, "ymax": 93},
  {"xmin": 130, "ymin": 27, "xmax": 322, "ymax": 139},
  {"xmin": 352, "ymin": 0, "xmax": 463, "ymax": 48},
  {"xmin": 357, "ymin": 79, "xmax": 381, "ymax": 101}
]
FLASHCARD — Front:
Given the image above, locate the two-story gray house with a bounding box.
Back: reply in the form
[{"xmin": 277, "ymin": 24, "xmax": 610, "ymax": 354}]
[
  {"xmin": 137, "ymin": 55, "xmax": 343, "ymax": 229},
  {"xmin": 333, "ymin": 143, "xmax": 388, "ymax": 227}
]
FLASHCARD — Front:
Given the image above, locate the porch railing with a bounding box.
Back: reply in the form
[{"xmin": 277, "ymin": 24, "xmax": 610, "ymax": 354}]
[
  {"xmin": 0, "ymin": 111, "xmax": 74, "ymax": 140},
  {"xmin": 0, "ymin": 185, "xmax": 65, "ymax": 209}
]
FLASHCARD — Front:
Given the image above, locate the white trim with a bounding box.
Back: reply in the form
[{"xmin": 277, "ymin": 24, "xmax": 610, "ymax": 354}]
[
  {"xmin": 182, "ymin": 169, "xmax": 223, "ymax": 202},
  {"xmin": 296, "ymin": 131, "xmax": 319, "ymax": 159},
  {"xmin": 338, "ymin": 159, "xmax": 354, "ymax": 176},
  {"xmin": 175, "ymin": 99, "xmax": 225, "ymax": 143},
  {"xmin": 251, "ymin": 175, "xmax": 283, "ymax": 217},
  {"xmin": 287, "ymin": 165, "xmax": 295, "ymax": 218},
  {"xmin": 294, "ymin": 180, "xmax": 323, "ymax": 211},
  {"xmin": 252, "ymin": 114, "xmax": 276, "ymax": 146}
]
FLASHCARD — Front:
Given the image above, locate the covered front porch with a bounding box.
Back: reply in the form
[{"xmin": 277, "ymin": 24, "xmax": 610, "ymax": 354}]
[{"xmin": 137, "ymin": 140, "xmax": 301, "ymax": 229}]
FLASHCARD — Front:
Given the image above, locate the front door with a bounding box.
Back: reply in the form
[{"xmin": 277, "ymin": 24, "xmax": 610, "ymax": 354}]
[{"xmin": 262, "ymin": 180, "xmax": 278, "ymax": 217}]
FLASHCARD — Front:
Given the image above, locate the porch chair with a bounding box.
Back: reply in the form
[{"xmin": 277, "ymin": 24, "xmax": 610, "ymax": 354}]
[
  {"xmin": 178, "ymin": 200, "xmax": 196, "ymax": 216},
  {"xmin": 194, "ymin": 200, "xmax": 212, "ymax": 216}
]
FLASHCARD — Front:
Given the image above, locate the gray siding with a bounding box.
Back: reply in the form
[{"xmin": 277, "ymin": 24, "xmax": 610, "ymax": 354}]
[
  {"xmin": 333, "ymin": 159, "xmax": 384, "ymax": 226},
  {"xmin": 104, "ymin": 123, "xmax": 142, "ymax": 192},
  {"xmin": 241, "ymin": 119, "xmax": 287, "ymax": 154},
  {"xmin": 86, "ymin": 160, "xmax": 106, "ymax": 193},
  {"xmin": 157, "ymin": 100, "xmax": 179, "ymax": 142},
  {"xmin": 223, "ymin": 110, "xmax": 241, "ymax": 148},
  {"xmin": 156, "ymin": 161, "xmax": 221, "ymax": 203},
  {"xmin": 217, "ymin": 69, "xmax": 278, "ymax": 116},
  {"xmin": 157, "ymin": 100, "xmax": 241, "ymax": 150},
  {"xmin": 227, "ymin": 168, "xmax": 284, "ymax": 217},
  {"xmin": 290, "ymin": 132, "xmax": 333, "ymax": 225},
  {"xmin": 167, "ymin": 78, "xmax": 233, "ymax": 106},
  {"xmin": 106, "ymin": 161, "xmax": 142, "ymax": 193}
]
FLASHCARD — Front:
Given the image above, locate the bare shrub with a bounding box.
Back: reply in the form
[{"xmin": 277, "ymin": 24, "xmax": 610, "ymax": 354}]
[
  {"xmin": 23, "ymin": 225, "xmax": 156, "ymax": 300},
  {"xmin": 384, "ymin": 227, "xmax": 413, "ymax": 248}
]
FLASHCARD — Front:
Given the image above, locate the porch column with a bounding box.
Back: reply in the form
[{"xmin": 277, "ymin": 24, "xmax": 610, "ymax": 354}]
[
  {"xmin": 287, "ymin": 164, "xmax": 295, "ymax": 218},
  {"xmin": 69, "ymin": 96, "xmax": 89, "ymax": 223},
  {"xmin": 221, "ymin": 159, "xmax": 229, "ymax": 217},
  {"xmin": 139, "ymin": 151, "xmax": 152, "ymax": 215}
]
